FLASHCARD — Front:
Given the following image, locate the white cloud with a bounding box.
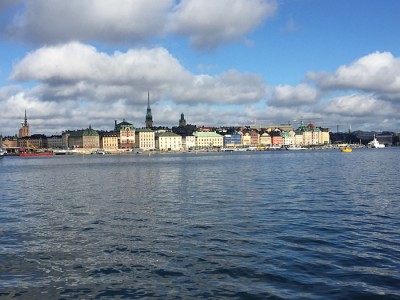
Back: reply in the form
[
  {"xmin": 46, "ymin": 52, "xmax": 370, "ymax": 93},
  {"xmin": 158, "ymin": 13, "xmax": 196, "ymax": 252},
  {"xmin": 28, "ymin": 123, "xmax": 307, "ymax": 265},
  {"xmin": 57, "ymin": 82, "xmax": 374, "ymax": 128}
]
[
  {"xmin": 321, "ymin": 93, "xmax": 394, "ymax": 117},
  {"xmin": 10, "ymin": 43, "xmax": 189, "ymax": 86},
  {"xmin": 317, "ymin": 93, "xmax": 400, "ymax": 131},
  {"xmin": 308, "ymin": 51, "xmax": 400, "ymax": 101},
  {"xmin": 8, "ymin": 0, "xmax": 173, "ymax": 44},
  {"xmin": 269, "ymin": 83, "xmax": 319, "ymax": 107},
  {"xmin": 10, "ymin": 42, "xmax": 267, "ymax": 105},
  {"xmin": 1, "ymin": 42, "xmax": 268, "ymax": 135},
  {"xmin": 169, "ymin": 0, "xmax": 277, "ymax": 49},
  {"xmin": 6, "ymin": 0, "xmax": 277, "ymax": 49}
]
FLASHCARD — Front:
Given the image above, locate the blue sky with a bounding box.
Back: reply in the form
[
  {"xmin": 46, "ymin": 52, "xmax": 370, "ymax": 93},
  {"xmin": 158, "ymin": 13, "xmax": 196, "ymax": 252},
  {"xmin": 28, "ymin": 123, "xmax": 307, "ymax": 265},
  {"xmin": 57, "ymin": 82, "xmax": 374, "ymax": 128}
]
[{"xmin": 1, "ymin": 0, "xmax": 400, "ymax": 136}]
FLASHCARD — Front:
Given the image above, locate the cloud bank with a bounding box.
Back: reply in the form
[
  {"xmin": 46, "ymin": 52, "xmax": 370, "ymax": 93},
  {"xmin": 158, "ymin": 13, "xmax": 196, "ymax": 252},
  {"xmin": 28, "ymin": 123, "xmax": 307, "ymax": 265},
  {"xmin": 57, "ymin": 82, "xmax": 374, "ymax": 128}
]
[
  {"xmin": 1, "ymin": 1, "xmax": 400, "ymax": 134},
  {"xmin": 309, "ymin": 52, "xmax": 400, "ymax": 102},
  {"xmin": 6, "ymin": 0, "xmax": 277, "ymax": 49}
]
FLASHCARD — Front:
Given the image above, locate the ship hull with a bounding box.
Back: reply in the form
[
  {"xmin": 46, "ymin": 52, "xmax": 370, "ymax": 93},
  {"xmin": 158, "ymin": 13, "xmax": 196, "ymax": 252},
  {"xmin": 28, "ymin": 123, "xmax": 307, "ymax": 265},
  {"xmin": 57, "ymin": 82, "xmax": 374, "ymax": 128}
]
[{"xmin": 19, "ymin": 152, "xmax": 54, "ymax": 157}]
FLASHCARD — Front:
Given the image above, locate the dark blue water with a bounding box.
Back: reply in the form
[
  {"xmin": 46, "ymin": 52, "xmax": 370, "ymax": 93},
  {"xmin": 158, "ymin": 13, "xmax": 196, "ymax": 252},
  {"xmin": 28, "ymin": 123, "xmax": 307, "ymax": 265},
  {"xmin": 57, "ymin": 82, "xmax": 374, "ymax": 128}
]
[{"xmin": 1, "ymin": 149, "xmax": 399, "ymax": 299}]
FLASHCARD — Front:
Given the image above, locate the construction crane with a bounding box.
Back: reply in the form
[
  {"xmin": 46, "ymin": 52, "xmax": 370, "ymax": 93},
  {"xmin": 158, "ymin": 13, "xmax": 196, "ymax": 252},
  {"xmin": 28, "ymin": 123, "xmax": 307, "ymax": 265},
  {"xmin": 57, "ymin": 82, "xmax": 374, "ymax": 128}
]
[{"xmin": 26, "ymin": 140, "xmax": 37, "ymax": 149}]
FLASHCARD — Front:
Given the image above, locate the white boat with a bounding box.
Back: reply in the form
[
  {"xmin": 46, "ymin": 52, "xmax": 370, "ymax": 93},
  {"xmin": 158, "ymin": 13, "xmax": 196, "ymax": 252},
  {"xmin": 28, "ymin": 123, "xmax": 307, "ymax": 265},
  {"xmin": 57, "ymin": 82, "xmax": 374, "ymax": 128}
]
[
  {"xmin": 368, "ymin": 136, "xmax": 385, "ymax": 148},
  {"xmin": 286, "ymin": 145, "xmax": 307, "ymax": 150},
  {"xmin": 0, "ymin": 148, "xmax": 6, "ymax": 158}
]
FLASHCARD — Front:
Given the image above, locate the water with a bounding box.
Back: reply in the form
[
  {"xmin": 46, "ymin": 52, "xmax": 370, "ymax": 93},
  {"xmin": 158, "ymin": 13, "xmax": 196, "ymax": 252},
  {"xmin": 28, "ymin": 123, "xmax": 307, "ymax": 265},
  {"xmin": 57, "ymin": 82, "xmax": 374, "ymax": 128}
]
[{"xmin": 0, "ymin": 149, "xmax": 399, "ymax": 299}]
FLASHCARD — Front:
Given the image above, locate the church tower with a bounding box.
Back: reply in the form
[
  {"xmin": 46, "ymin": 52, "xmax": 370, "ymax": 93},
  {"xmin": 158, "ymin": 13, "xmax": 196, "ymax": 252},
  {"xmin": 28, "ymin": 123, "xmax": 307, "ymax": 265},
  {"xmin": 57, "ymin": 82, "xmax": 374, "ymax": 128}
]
[
  {"xmin": 179, "ymin": 113, "xmax": 186, "ymax": 127},
  {"xmin": 18, "ymin": 109, "xmax": 30, "ymax": 138},
  {"xmin": 145, "ymin": 90, "xmax": 153, "ymax": 129}
]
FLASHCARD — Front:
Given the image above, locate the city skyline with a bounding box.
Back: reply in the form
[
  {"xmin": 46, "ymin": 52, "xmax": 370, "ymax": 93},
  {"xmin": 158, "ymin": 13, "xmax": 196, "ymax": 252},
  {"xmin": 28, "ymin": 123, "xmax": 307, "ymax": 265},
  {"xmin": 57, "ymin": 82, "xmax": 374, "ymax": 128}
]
[{"xmin": 1, "ymin": 0, "xmax": 400, "ymax": 136}]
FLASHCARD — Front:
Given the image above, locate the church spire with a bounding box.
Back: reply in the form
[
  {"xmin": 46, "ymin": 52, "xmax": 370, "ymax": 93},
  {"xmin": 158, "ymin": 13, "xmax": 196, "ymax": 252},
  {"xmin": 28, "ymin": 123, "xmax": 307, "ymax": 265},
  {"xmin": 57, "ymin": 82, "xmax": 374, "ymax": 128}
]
[
  {"xmin": 145, "ymin": 89, "xmax": 153, "ymax": 129},
  {"xmin": 18, "ymin": 109, "xmax": 30, "ymax": 138},
  {"xmin": 24, "ymin": 109, "xmax": 28, "ymax": 126}
]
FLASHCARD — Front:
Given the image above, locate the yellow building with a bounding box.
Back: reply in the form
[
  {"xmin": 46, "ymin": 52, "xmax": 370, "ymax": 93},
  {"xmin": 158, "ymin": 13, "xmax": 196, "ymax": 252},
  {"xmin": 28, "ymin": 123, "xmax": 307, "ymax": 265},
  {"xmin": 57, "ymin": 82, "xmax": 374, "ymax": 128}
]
[
  {"xmin": 100, "ymin": 132, "xmax": 119, "ymax": 150},
  {"xmin": 193, "ymin": 131, "xmax": 223, "ymax": 149},
  {"xmin": 242, "ymin": 133, "xmax": 251, "ymax": 146},
  {"xmin": 135, "ymin": 129, "xmax": 155, "ymax": 151}
]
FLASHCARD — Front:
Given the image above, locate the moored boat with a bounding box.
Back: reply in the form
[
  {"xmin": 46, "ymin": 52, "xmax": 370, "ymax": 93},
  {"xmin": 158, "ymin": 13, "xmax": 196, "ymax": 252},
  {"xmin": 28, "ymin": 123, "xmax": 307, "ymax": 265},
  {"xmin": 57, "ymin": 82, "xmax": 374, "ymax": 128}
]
[
  {"xmin": 19, "ymin": 148, "xmax": 54, "ymax": 157},
  {"xmin": 340, "ymin": 147, "xmax": 352, "ymax": 153},
  {"xmin": 368, "ymin": 136, "xmax": 385, "ymax": 148},
  {"xmin": 0, "ymin": 148, "xmax": 5, "ymax": 159},
  {"xmin": 286, "ymin": 145, "xmax": 307, "ymax": 150}
]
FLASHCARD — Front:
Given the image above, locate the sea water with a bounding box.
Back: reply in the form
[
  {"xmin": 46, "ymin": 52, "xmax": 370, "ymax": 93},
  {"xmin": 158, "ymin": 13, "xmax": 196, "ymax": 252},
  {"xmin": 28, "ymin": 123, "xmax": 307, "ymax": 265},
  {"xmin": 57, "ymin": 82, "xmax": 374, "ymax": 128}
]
[{"xmin": 0, "ymin": 148, "xmax": 399, "ymax": 299}]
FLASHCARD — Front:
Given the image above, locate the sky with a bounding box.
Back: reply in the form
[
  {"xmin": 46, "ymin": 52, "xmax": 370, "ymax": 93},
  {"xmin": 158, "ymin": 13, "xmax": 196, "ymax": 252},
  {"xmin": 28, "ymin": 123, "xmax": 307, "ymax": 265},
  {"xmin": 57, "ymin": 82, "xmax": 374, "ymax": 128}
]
[{"xmin": 1, "ymin": 0, "xmax": 400, "ymax": 136}]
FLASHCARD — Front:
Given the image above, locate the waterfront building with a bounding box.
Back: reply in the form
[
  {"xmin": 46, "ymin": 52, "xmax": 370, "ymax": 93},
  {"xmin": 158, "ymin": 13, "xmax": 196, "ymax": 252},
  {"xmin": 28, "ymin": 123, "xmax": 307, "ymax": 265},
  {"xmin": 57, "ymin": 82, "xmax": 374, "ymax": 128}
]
[
  {"xmin": 260, "ymin": 132, "xmax": 271, "ymax": 146},
  {"xmin": 319, "ymin": 128, "xmax": 330, "ymax": 145},
  {"xmin": 100, "ymin": 131, "xmax": 119, "ymax": 150},
  {"xmin": 242, "ymin": 132, "xmax": 251, "ymax": 146},
  {"xmin": 145, "ymin": 90, "xmax": 153, "ymax": 129},
  {"xmin": 2, "ymin": 136, "xmax": 18, "ymax": 149},
  {"xmin": 18, "ymin": 110, "xmax": 30, "ymax": 138},
  {"xmin": 62, "ymin": 132, "xmax": 71, "ymax": 149},
  {"xmin": 18, "ymin": 134, "xmax": 48, "ymax": 149},
  {"xmin": 250, "ymin": 130, "xmax": 260, "ymax": 146},
  {"xmin": 309, "ymin": 124, "xmax": 320, "ymax": 145},
  {"xmin": 155, "ymin": 132, "xmax": 182, "ymax": 151},
  {"xmin": 193, "ymin": 131, "xmax": 223, "ymax": 149},
  {"xmin": 223, "ymin": 133, "xmax": 242, "ymax": 147},
  {"xmin": 47, "ymin": 135, "xmax": 63, "ymax": 149},
  {"xmin": 295, "ymin": 131, "xmax": 304, "ymax": 145},
  {"xmin": 182, "ymin": 135, "xmax": 195, "ymax": 150},
  {"xmin": 114, "ymin": 119, "xmax": 135, "ymax": 149},
  {"xmin": 135, "ymin": 129, "xmax": 155, "ymax": 151},
  {"xmin": 281, "ymin": 130, "xmax": 295, "ymax": 146},
  {"xmin": 294, "ymin": 122, "xmax": 330, "ymax": 146},
  {"xmin": 68, "ymin": 126, "xmax": 99, "ymax": 149},
  {"xmin": 270, "ymin": 130, "xmax": 283, "ymax": 146}
]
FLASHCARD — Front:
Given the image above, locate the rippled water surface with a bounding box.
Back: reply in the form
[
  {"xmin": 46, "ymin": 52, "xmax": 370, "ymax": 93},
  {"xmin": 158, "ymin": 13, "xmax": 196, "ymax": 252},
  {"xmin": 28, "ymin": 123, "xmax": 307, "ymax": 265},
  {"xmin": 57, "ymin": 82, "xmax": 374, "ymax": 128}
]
[{"xmin": 1, "ymin": 149, "xmax": 399, "ymax": 299}]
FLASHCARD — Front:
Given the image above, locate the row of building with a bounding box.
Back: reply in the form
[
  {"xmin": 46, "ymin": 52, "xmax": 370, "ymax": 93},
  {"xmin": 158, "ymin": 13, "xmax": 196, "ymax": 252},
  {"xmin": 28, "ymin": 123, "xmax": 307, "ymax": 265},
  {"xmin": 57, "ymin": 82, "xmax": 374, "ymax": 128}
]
[
  {"xmin": 1, "ymin": 95, "xmax": 331, "ymax": 152},
  {"xmin": 1, "ymin": 112, "xmax": 330, "ymax": 152}
]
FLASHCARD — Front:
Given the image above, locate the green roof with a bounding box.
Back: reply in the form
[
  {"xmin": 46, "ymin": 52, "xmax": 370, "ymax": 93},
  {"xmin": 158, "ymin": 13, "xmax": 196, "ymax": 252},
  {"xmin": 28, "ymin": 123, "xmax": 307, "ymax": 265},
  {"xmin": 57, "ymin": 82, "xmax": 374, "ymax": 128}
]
[
  {"xmin": 156, "ymin": 132, "xmax": 180, "ymax": 137},
  {"xmin": 193, "ymin": 131, "xmax": 222, "ymax": 137},
  {"xmin": 69, "ymin": 128, "xmax": 99, "ymax": 137}
]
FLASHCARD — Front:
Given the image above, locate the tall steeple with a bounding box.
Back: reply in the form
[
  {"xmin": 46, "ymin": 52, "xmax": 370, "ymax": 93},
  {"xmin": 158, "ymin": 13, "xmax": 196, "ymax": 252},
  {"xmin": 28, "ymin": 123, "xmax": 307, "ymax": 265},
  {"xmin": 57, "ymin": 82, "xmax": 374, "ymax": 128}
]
[
  {"xmin": 24, "ymin": 109, "xmax": 28, "ymax": 126},
  {"xmin": 145, "ymin": 89, "xmax": 153, "ymax": 129},
  {"xmin": 18, "ymin": 109, "xmax": 30, "ymax": 138}
]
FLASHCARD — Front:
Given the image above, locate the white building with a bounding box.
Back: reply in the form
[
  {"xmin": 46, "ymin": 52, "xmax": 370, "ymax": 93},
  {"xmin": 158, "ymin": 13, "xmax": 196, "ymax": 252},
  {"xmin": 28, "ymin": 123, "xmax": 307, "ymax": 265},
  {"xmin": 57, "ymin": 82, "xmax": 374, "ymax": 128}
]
[
  {"xmin": 182, "ymin": 135, "xmax": 195, "ymax": 150},
  {"xmin": 155, "ymin": 132, "xmax": 182, "ymax": 151}
]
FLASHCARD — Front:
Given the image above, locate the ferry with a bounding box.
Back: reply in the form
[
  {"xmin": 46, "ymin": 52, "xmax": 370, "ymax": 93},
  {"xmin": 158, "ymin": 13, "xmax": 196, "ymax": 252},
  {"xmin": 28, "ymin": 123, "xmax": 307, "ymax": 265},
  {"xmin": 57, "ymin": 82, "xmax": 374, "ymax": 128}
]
[{"xmin": 368, "ymin": 136, "xmax": 385, "ymax": 148}]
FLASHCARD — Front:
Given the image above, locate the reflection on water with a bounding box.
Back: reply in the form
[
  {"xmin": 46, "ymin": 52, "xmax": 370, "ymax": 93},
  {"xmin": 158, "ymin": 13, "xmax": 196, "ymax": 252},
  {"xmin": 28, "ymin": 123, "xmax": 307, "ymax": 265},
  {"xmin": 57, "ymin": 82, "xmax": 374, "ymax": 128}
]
[{"xmin": 1, "ymin": 149, "xmax": 399, "ymax": 299}]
